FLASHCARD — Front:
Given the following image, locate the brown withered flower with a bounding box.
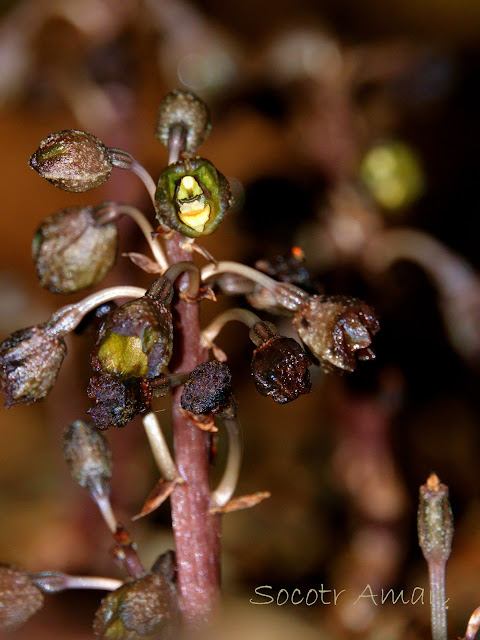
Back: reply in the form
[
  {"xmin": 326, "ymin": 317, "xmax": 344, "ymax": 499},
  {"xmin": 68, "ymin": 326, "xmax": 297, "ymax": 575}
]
[
  {"xmin": 156, "ymin": 89, "xmax": 211, "ymax": 154},
  {"xmin": 63, "ymin": 420, "xmax": 112, "ymax": 486},
  {"xmin": 0, "ymin": 324, "xmax": 66, "ymax": 407},
  {"xmin": 87, "ymin": 373, "xmax": 152, "ymax": 429},
  {"xmin": 29, "ymin": 129, "xmax": 113, "ymax": 192},
  {"xmin": 93, "ymin": 571, "xmax": 179, "ymax": 640},
  {"xmin": 250, "ymin": 321, "xmax": 311, "ymax": 404},
  {"xmin": 92, "ymin": 280, "xmax": 174, "ymax": 380},
  {"xmin": 293, "ymin": 295, "xmax": 379, "ymax": 373},
  {"xmin": 0, "ymin": 564, "xmax": 44, "ymax": 631},
  {"xmin": 180, "ymin": 361, "xmax": 232, "ymax": 414},
  {"xmin": 33, "ymin": 205, "xmax": 118, "ymax": 294}
]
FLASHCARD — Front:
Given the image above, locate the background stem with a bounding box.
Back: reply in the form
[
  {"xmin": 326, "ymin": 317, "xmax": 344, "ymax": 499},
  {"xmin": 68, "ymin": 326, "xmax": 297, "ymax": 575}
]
[
  {"xmin": 429, "ymin": 561, "xmax": 448, "ymax": 640},
  {"xmin": 166, "ymin": 232, "xmax": 221, "ymax": 627}
]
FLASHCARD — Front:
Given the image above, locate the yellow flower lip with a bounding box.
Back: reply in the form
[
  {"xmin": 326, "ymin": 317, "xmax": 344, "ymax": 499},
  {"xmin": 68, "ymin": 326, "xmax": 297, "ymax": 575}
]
[{"xmin": 178, "ymin": 202, "xmax": 211, "ymax": 233}]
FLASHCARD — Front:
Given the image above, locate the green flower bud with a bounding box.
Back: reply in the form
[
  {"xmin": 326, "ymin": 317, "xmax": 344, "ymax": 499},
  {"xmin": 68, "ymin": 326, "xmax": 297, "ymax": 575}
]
[
  {"xmin": 92, "ymin": 292, "xmax": 173, "ymax": 380},
  {"xmin": 0, "ymin": 564, "xmax": 44, "ymax": 631},
  {"xmin": 156, "ymin": 89, "xmax": 211, "ymax": 154},
  {"xmin": 0, "ymin": 323, "xmax": 66, "ymax": 407},
  {"xmin": 418, "ymin": 473, "xmax": 454, "ymax": 563},
  {"xmin": 155, "ymin": 157, "xmax": 233, "ymax": 238},
  {"xmin": 29, "ymin": 129, "xmax": 112, "ymax": 192},
  {"xmin": 250, "ymin": 322, "xmax": 311, "ymax": 404},
  {"xmin": 63, "ymin": 420, "xmax": 112, "ymax": 488},
  {"xmin": 33, "ymin": 205, "xmax": 118, "ymax": 294},
  {"xmin": 93, "ymin": 572, "xmax": 179, "ymax": 639},
  {"xmin": 293, "ymin": 295, "xmax": 379, "ymax": 373}
]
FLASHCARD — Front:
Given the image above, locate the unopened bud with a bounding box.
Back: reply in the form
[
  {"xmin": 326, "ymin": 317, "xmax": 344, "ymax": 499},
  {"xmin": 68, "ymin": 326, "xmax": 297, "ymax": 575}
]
[
  {"xmin": 29, "ymin": 129, "xmax": 112, "ymax": 192},
  {"xmin": 418, "ymin": 473, "xmax": 454, "ymax": 563},
  {"xmin": 63, "ymin": 420, "xmax": 112, "ymax": 490},
  {"xmin": 0, "ymin": 564, "xmax": 44, "ymax": 631},
  {"xmin": 93, "ymin": 571, "xmax": 179, "ymax": 639},
  {"xmin": 92, "ymin": 291, "xmax": 173, "ymax": 380},
  {"xmin": 181, "ymin": 361, "xmax": 232, "ymax": 415},
  {"xmin": 33, "ymin": 205, "xmax": 118, "ymax": 293},
  {"xmin": 156, "ymin": 89, "xmax": 211, "ymax": 154},
  {"xmin": 0, "ymin": 323, "xmax": 67, "ymax": 407}
]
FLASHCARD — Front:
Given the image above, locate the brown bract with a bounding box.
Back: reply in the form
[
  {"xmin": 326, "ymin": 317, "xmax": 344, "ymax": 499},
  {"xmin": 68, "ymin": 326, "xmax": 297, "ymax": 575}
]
[
  {"xmin": 93, "ymin": 572, "xmax": 179, "ymax": 639},
  {"xmin": 180, "ymin": 361, "xmax": 232, "ymax": 414},
  {"xmin": 87, "ymin": 373, "xmax": 152, "ymax": 429},
  {"xmin": 0, "ymin": 564, "xmax": 44, "ymax": 631},
  {"xmin": 251, "ymin": 336, "xmax": 311, "ymax": 404},
  {"xmin": 293, "ymin": 295, "xmax": 380, "ymax": 373},
  {"xmin": 33, "ymin": 206, "xmax": 118, "ymax": 293},
  {"xmin": 29, "ymin": 129, "xmax": 112, "ymax": 192},
  {"xmin": 0, "ymin": 324, "xmax": 66, "ymax": 407}
]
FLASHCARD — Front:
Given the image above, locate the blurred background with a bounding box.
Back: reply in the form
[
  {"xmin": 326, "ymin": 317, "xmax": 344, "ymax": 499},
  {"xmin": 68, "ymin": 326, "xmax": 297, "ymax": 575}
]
[{"xmin": 1, "ymin": 0, "xmax": 480, "ymax": 637}]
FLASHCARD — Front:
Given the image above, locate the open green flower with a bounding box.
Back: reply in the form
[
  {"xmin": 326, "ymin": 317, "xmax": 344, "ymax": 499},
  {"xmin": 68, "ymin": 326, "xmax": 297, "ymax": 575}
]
[{"xmin": 155, "ymin": 157, "xmax": 233, "ymax": 238}]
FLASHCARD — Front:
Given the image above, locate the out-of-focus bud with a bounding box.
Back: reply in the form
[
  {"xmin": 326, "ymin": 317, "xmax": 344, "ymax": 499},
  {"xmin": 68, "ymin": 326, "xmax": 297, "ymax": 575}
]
[
  {"xmin": 0, "ymin": 323, "xmax": 66, "ymax": 407},
  {"xmin": 250, "ymin": 321, "xmax": 311, "ymax": 404},
  {"xmin": 0, "ymin": 564, "xmax": 44, "ymax": 631},
  {"xmin": 181, "ymin": 361, "xmax": 232, "ymax": 414},
  {"xmin": 293, "ymin": 295, "xmax": 379, "ymax": 373},
  {"xmin": 156, "ymin": 89, "xmax": 211, "ymax": 154},
  {"xmin": 93, "ymin": 572, "xmax": 179, "ymax": 640},
  {"xmin": 87, "ymin": 373, "xmax": 152, "ymax": 429},
  {"xmin": 155, "ymin": 157, "xmax": 233, "ymax": 238},
  {"xmin": 63, "ymin": 420, "xmax": 112, "ymax": 487},
  {"xmin": 418, "ymin": 473, "xmax": 454, "ymax": 563},
  {"xmin": 29, "ymin": 130, "xmax": 112, "ymax": 192},
  {"xmin": 32, "ymin": 205, "xmax": 118, "ymax": 294},
  {"xmin": 92, "ymin": 280, "xmax": 174, "ymax": 380}
]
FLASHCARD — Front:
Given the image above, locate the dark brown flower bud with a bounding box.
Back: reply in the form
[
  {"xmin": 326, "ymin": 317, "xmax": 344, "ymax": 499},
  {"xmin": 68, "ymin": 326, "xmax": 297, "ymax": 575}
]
[
  {"xmin": 87, "ymin": 373, "xmax": 152, "ymax": 429},
  {"xmin": 250, "ymin": 322, "xmax": 311, "ymax": 404},
  {"xmin": 63, "ymin": 419, "xmax": 112, "ymax": 487},
  {"xmin": 156, "ymin": 89, "xmax": 211, "ymax": 154},
  {"xmin": 155, "ymin": 157, "xmax": 233, "ymax": 238},
  {"xmin": 29, "ymin": 130, "xmax": 112, "ymax": 192},
  {"xmin": 32, "ymin": 205, "xmax": 118, "ymax": 294},
  {"xmin": 92, "ymin": 292, "xmax": 173, "ymax": 380},
  {"xmin": 0, "ymin": 324, "xmax": 66, "ymax": 407},
  {"xmin": 293, "ymin": 295, "xmax": 380, "ymax": 373},
  {"xmin": 181, "ymin": 361, "xmax": 232, "ymax": 414},
  {"xmin": 93, "ymin": 572, "xmax": 179, "ymax": 639},
  {"xmin": 0, "ymin": 564, "xmax": 44, "ymax": 631}
]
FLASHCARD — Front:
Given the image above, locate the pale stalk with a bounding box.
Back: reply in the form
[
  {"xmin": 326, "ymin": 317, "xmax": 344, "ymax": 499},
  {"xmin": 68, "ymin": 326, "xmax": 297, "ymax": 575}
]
[
  {"xmin": 99, "ymin": 203, "xmax": 168, "ymax": 271},
  {"xmin": 32, "ymin": 572, "xmax": 122, "ymax": 594},
  {"xmin": 201, "ymin": 308, "xmax": 261, "ymax": 349},
  {"xmin": 211, "ymin": 413, "xmax": 243, "ymax": 507},
  {"xmin": 143, "ymin": 412, "xmax": 179, "ymax": 481}
]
